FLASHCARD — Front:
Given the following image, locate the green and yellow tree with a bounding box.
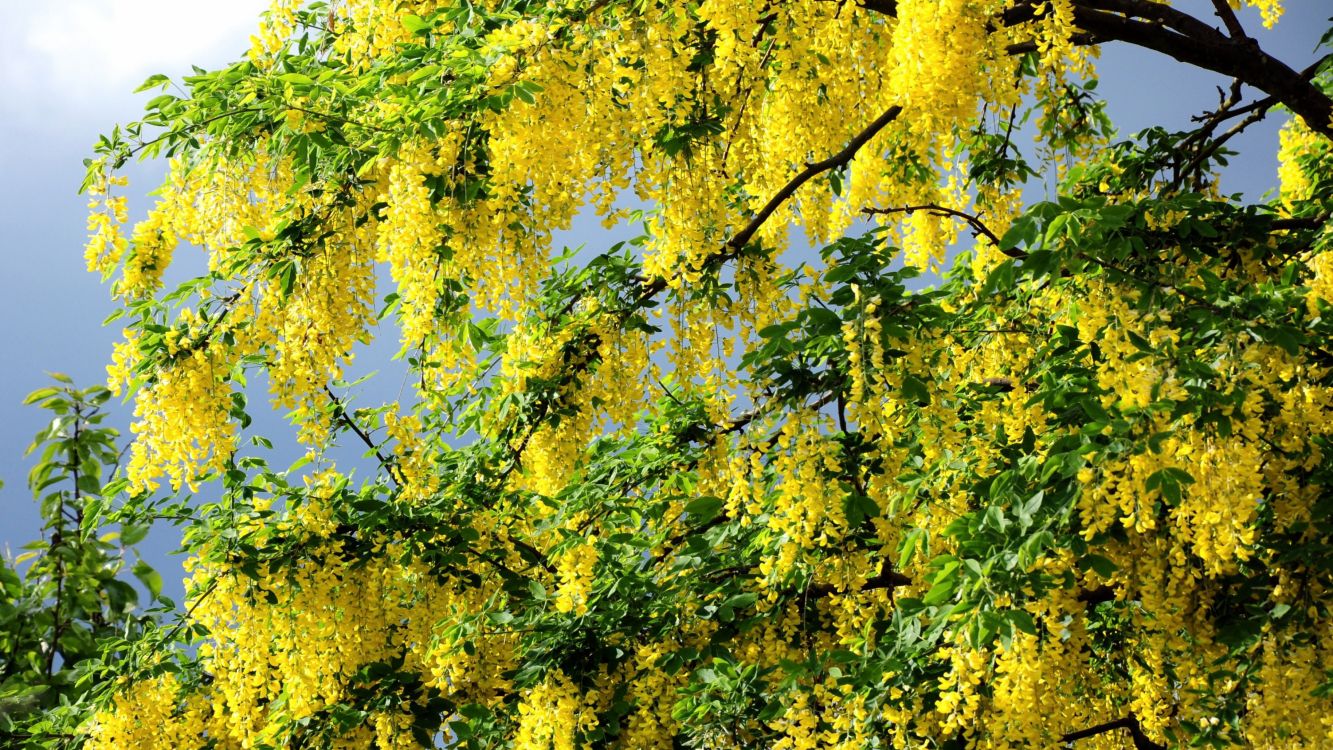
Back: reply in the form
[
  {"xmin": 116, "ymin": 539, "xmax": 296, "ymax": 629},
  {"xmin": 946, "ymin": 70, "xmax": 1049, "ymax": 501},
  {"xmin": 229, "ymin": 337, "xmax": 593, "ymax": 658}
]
[{"xmin": 28, "ymin": 0, "xmax": 1333, "ymax": 747}]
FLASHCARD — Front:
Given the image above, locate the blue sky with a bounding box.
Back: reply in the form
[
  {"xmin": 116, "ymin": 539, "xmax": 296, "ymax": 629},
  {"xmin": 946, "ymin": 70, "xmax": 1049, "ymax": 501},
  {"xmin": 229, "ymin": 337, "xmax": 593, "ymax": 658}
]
[
  {"xmin": 0, "ymin": 1, "xmax": 1328, "ymax": 603},
  {"xmin": 0, "ymin": 0, "xmax": 268, "ymax": 594}
]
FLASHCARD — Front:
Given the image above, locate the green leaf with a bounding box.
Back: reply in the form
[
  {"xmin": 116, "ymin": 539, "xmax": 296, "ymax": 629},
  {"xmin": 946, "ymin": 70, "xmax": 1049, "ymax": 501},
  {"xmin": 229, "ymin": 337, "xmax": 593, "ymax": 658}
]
[
  {"xmin": 1008, "ymin": 609, "xmax": 1038, "ymax": 636},
  {"xmin": 120, "ymin": 523, "xmax": 149, "ymax": 546},
  {"xmin": 134, "ymin": 73, "xmax": 171, "ymax": 92},
  {"xmin": 133, "ymin": 559, "xmax": 163, "ymax": 599},
  {"xmin": 1077, "ymin": 554, "xmax": 1118, "ymax": 579},
  {"xmin": 843, "ymin": 492, "xmax": 879, "ymax": 526},
  {"xmin": 722, "ymin": 592, "xmax": 758, "ymax": 611},
  {"xmin": 408, "ymin": 64, "xmax": 441, "ymax": 83},
  {"xmin": 401, "ymin": 14, "xmax": 431, "ymax": 33},
  {"xmin": 901, "ymin": 375, "xmax": 930, "ymax": 405},
  {"xmin": 999, "ymin": 215, "xmax": 1037, "ymax": 250},
  {"xmin": 922, "ymin": 578, "xmax": 956, "ymax": 606},
  {"xmin": 898, "ymin": 528, "xmax": 925, "ymax": 570},
  {"xmin": 923, "ymin": 558, "xmax": 960, "ymax": 605},
  {"xmin": 684, "ymin": 496, "xmax": 724, "ymax": 524},
  {"xmin": 22, "ymin": 387, "xmax": 61, "ymax": 406},
  {"xmin": 450, "ymin": 721, "xmax": 474, "ymax": 739}
]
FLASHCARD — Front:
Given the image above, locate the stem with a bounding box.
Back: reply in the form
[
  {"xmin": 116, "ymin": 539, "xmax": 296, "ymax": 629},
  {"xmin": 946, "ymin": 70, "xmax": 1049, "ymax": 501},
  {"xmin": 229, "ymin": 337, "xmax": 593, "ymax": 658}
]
[
  {"xmin": 114, "ymin": 108, "xmax": 262, "ymax": 167},
  {"xmin": 323, "ymin": 385, "xmax": 401, "ymax": 486},
  {"xmin": 637, "ymin": 104, "xmax": 904, "ymax": 303},
  {"xmin": 44, "ymin": 400, "xmax": 83, "ymax": 678}
]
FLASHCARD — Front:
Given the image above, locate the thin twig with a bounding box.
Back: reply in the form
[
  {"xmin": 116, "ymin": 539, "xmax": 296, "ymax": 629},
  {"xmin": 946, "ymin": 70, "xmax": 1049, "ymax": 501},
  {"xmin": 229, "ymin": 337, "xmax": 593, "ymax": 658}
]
[
  {"xmin": 323, "ymin": 385, "xmax": 400, "ymax": 486},
  {"xmin": 862, "ymin": 204, "xmax": 1024, "ymax": 258},
  {"xmin": 728, "ymin": 106, "xmax": 903, "ymax": 254}
]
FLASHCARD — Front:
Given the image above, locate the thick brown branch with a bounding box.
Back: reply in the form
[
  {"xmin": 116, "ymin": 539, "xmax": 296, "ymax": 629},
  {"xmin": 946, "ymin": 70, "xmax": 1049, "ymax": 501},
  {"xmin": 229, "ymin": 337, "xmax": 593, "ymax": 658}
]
[
  {"xmin": 856, "ymin": 0, "xmax": 897, "ymax": 17},
  {"xmin": 1074, "ymin": 0, "xmax": 1224, "ymax": 41},
  {"xmin": 1060, "ymin": 715, "xmax": 1166, "ymax": 750},
  {"xmin": 1065, "ymin": 2, "xmax": 1333, "ymax": 138},
  {"xmin": 1271, "ymin": 214, "xmax": 1330, "ymax": 232},
  {"xmin": 1005, "ymin": 31, "xmax": 1099, "ymax": 55},
  {"xmin": 856, "ymin": 0, "xmax": 1333, "ymax": 140}
]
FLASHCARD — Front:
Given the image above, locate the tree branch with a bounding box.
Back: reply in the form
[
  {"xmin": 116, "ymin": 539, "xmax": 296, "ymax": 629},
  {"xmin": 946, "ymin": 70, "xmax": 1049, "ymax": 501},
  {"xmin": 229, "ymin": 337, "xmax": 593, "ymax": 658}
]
[
  {"xmin": 1174, "ymin": 96, "xmax": 1274, "ymax": 189},
  {"xmin": 323, "ymin": 385, "xmax": 400, "ymax": 486},
  {"xmin": 728, "ymin": 105, "xmax": 904, "ymax": 253},
  {"xmin": 635, "ymin": 104, "xmax": 902, "ymax": 299},
  {"xmin": 862, "ymin": 204, "xmax": 1024, "ymax": 258},
  {"xmin": 112, "ymin": 108, "xmax": 263, "ymax": 167},
  {"xmin": 1064, "ymin": 1, "xmax": 1332, "ymax": 138},
  {"xmin": 1005, "ymin": 31, "xmax": 1100, "ymax": 55},
  {"xmin": 855, "ymin": 0, "xmax": 1333, "ymax": 139},
  {"xmin": 1209, "ymin": 0, "xmax": 1247, "ymax": 39},
  {"xmin": 1059, "ymin": 715, "xmax": 1166, "ymax": 750}
]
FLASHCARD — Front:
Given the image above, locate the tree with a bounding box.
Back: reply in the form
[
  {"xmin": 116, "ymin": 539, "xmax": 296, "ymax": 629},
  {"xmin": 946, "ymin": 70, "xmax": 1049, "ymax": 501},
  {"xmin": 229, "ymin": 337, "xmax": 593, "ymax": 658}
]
[
  {"xmin": 1, "ymin": 380, "xmax": 161, "ymax": 747},
  {"xmin": 51, "ymin": 0, "xmax": 1333, "ymax": 747}
]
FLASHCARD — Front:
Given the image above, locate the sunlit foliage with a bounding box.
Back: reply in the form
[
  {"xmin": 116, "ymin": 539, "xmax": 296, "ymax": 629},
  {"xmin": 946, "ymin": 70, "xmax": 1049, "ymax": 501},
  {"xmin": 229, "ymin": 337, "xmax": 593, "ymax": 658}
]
[{"xmin": 20, "ymin": 0, "xmax": 1333, "ymax": 748}]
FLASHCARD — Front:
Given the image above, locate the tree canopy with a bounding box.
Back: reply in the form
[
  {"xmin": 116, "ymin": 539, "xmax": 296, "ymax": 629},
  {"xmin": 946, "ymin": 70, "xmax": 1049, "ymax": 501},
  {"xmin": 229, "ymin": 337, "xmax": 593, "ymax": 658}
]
[{"xmin": 13, "ymin": 0, "xmax": 1333, "ymax": 747}]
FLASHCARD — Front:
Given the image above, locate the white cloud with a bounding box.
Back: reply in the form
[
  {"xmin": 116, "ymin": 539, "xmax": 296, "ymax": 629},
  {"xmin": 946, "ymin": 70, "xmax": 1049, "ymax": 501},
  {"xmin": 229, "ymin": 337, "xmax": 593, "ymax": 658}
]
[{"xmin": 0, "ymin": 0, "xmax": 270, "ymax": 120}]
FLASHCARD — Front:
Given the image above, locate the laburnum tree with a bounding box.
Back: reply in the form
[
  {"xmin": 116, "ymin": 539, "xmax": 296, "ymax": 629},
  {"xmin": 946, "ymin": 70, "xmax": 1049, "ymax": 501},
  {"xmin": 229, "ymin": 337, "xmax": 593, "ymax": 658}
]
[{"xmin": 34, "ymin": 0, "xmax": 1333, "ymax": 747}]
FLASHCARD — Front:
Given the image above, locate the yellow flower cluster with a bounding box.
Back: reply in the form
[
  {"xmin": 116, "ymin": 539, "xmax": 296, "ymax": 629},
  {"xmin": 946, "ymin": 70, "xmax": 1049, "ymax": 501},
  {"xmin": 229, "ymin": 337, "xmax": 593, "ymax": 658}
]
[
  {"xmin": 499, "ymin": 310, "xmax": 651, "ymax": 496},
  {"xmin": 83, "ymin": 168, "xmax": 129, "ymax": 276},
  {"xmin": 1238, "ymin": 0, "xmax": 1285, "ymax": 28},
  {"xmin": 127, "ymin": 520, "xmax": 524, "ymax": 744},
  {"xmin": 124, "ymin": 323, "xmax": 238, "ymax": 493},
  {"xmin": 513, "ymin": 670, "xmax": 601, "ymax": 750},
  {"xmin": 384, "ymin": 408, "xmax": 438, "ymax": 503},
  {"xmin": 249, "ymin": 0, "xmax": 302, "ymax": 65},
  {"xmin": 1278, "ymin": 119, "xmax": 1333, "ymax": 311},
  {"xmin": 84, "ymin": 674, "xmax": 215, "ymax": 750},
  {"xmin": 764, "ymin": 413, "xmax": 850, "ymax": 577},
  {"xmin": 119, "ymin": 208, "xmax": 176, "ymax": 298},
  {"xmin": 616, "ymin": 643, "xmax": 682, "ymax": 750},
  {"xmin": 377, "ymin": 144, "xmax": 447, "ymax": 350},
  {"xmin": 553, "ymin": 538, "xmax": 598, "ymax": 616},
  {"xmin": 1244, "ymin": 636, "xmax": 1333, "ymax": 744}
]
